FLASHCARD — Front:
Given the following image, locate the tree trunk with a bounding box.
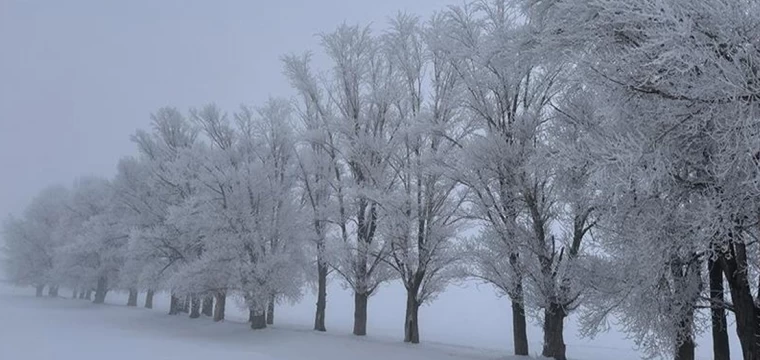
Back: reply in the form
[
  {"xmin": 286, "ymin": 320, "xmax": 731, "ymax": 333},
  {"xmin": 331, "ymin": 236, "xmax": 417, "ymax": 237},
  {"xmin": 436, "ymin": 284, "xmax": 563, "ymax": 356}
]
[
  {"xmin": 189, "ymin": 294, "xmax": 201, "ymax": 318},
  {"xmin": 675, "ymin": 314, "xmax": 696, "ymax": 360},
  {"xmin": 720, "ymin": 242, "xmax": 760, "ymax": 360},
  {"xmin": 542, "ymin": 303, "xmax": 567, "ymax": 360},
  {"xmin": 512, "ymin": 299, "xmax": 529, "ymax": 356},
  {"xmin": 127, "ymin": 288, "xmax": 138, "ymax": 307},
  {"xmin": 72, "ymin": 289, "xmax": 78, "ymax": 299},
  {"xmin": 35, "ymin": 285, "xmax": 44, "ymax": 297},
  {"xmin": 314, "ymin": 261, "xmax": 328, "ymax": 332},
  {"xmin": 145, "ymin": 290, "xmax": 154, "ymax": 309},
  {"xmin": 78, "ymin": 290, "xmax": 85, "ymax": 299},
  {"xmin": 404, "ymin": 289, "xmax": 420, "ymax": 344},
  {"xmin": 709, "ymin": 258, "xmax": 730, "ymax": 360},
  {"xmin": 85, "ymin": 289, "xmax": 92, "ymax": 300},
  {"xmin": 93, "ymin": 277, "xmax": 108, "ymax": 304},
  {"xmin": 48, "ymin": 285, "xmax": 58, "ymax": 297},
  {"xmin": 169, "ymin": 294, "xmax": 180, "ymax": 315},
  {"xmin": 353, "ymin": 292, "xmax": 369, "ymax": 336},
  {"xmin": 250, "ymin": 305, "xmax": 267, "ymax": 330},
  {"xmin": 202, "ymin": 294, "xmax": 213, "ymax": 317},
  {"xmin": 213, "ymin": 291, "xmax": 226, "ymax": 322},
  {"xmin": 266, "ymin": 294, "xmax": 275, "ymax": 325}
]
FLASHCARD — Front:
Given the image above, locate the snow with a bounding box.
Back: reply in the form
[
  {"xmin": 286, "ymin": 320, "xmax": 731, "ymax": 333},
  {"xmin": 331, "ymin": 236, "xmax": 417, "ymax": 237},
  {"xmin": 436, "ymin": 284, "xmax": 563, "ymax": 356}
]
[{"xmin": 0, "ymin": 280, "xmax": 738, "ymax": 360}]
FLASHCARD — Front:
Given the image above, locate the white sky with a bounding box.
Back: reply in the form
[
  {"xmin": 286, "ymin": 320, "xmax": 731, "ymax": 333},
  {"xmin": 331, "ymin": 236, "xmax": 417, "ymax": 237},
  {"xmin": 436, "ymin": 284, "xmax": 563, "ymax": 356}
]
[{"xmin": 0, "ymin": 0, "xmax": 457, "ymax": 218}]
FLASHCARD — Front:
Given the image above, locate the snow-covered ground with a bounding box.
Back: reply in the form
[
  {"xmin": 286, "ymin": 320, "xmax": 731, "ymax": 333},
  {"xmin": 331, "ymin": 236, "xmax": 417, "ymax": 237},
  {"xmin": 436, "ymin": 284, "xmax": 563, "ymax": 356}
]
[{"xmin": 0, "ymin": 280, "xmax": 739, "ymax": 360}]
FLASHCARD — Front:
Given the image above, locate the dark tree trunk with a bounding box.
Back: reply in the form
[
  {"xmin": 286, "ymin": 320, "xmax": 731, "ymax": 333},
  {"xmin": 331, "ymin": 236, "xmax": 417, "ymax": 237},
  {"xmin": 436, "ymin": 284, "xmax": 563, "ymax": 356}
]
[
  {"xmin": 720, "ymin": 242, "xmax": 760, "ymax": 360},
  {"xmin": 675, "ymin": 315, "xmax": 696, "ymax": 360},
  {"xmin": 709, "ymin": 258, "xmax": 730, "ymax": 360},
  {"xmin": 353, "ymin": 292, "xmax": 369, "ymax": 336},
  {"xmin": 675, "ymin": 338, "xmax": 695, "ymax": 360},
  {"xmin": 93, "ymin": 277, "xmax": 108, "ymax": 304},
  {"xmin": 127, "ymin": 288, "xmax": 138, "ymax": 307},
  {"xmin": 169, "ymin": 294, "xmax": 181, "ymax": 315},
  {"xmin": 510, "ymin": 252, "xmax": 529, "ymax": 357},
  {"xmin": 78, "ymin": 290, "xmax": 85, "ymax": 299},
  {"xmin": 213, "ymin": 291, "xmax": 226, "ymax": 322},
  {"xmin": 512, "ymin": 299, "xmax": 529, "ymax": 356},
  {"xmin": 202, "ymin": 294, "xmax": 213, "ymax": 317},
  {"xmin": 35, "ymin": 285, "xmax": 44, "ymax": 297},
  {"xmin": 404, "ymin": 289, "xmax": 420, "ymax": 344},
  {"xmin": 72, "ymin": 289, "xmax": 78, "ymax": 299},
  {"xmin": 145, "ymin": 290, "xmax": 154, "ymax": 309},
  {"xmin": 85, "ymin": 289, "xmax": 92, "ymax": 301},
  {"xmin": 48, "ymin": 285, "xmax": 58, "ymax": 297},
  {"xmin": 189, "ymin": 294, "xmax": 201, "ymax": 318},
  {"xmin": 266, "ymin": 294, "xmax": 275, "ymax": 325},
  {"xmin": 250, "ymin": 306, "xmax": 267, "ymax": 330},
  {"xmin": 314, "ymin": 261, "xmax": 328, "ymax": 332},
  {"xmin": 542, "ymin": 303, "xmax": 567, "ymax": 360}
]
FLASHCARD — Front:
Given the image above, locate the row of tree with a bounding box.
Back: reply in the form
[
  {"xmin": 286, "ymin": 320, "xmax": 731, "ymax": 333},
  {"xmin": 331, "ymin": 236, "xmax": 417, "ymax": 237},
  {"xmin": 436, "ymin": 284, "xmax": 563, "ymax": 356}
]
[{"xmin": 4, "ymin": 1, "xmax": 760, "ymax": 360}]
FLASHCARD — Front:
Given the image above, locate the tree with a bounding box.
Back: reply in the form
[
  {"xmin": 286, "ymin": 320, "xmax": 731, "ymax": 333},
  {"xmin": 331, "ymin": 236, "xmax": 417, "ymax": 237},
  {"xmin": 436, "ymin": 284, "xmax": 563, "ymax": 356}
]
[
  {"xmin": 2, "ymin": 185, "xmax": 69, "ymax": 297},
  {"xmin": 381, "ymin": 13, "xmax": 470, "ymax": 344},
  {"xmin": 128, "ymin": 106, "xmax": 199, "ymax": 314},
  {"xmin": 287, "ymin": 24, "xmax": 400, "ymax": 336},
  {"xmin": 57, "ymin": 177, "xmax": 125, "ymax": 305},
  {"xmin": 526, "ymin": 0, "xmax": 760, "ymax": 358},
  {"xmin": 283, "ymin": 52, "xmax": 335, "ymax": 333},
  {"xmin": 435, "ymin": 1, "xmax": 578, "ymax": 357}
]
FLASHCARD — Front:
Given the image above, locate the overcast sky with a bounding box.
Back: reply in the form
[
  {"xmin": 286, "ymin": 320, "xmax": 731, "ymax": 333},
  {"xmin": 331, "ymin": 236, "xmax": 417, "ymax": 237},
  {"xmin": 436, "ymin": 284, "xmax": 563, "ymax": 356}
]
[{"xmin": 0, "ymin": 0, "xmax": 456, "ymax": 218}]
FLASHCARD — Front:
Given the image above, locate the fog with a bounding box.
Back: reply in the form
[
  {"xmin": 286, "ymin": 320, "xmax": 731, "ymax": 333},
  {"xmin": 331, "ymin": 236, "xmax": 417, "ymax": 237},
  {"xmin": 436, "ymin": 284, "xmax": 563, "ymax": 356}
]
[
  {"xmin": 0, "ymin": 0, "xmax": 455, "ymax": 219},
  {"xmin": 1, "ymin": 2, "xmax": 754, "ymax": 360}
]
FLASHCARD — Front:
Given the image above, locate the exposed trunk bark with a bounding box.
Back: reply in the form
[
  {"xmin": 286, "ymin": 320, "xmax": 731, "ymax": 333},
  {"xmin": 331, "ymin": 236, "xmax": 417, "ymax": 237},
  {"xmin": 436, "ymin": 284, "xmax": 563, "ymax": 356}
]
[
  {"xmin": 250, "ymin": 305, "xmax": 267, "ymax": 330},
  {"xmin": 127, "ymin": 288, "xmax": 138, "ymax": 307},
  {"xmin": 720, "ymin": 242, "xmax": 760, "ymax": 360},
  {"xmin": 314, "ymin": 260, "xmax": 328, "ymax": 332},
  {"xmin": 145, "ymin": 290, "xmax": 154, "ymax": 309},
  {"xmin": 675, "ymin": 313, "xmax": 696, "ymax": 360},
  {"xmin": 709, "ymin": 258, "xmax": 730, "ymax": 360},
  {"xmin": 189, "ymin": 294, "xmax": 201, "ymax": 318},
  {"xmin": 92, "ymin": 277, "xmax": 108, "ymax": 304},
  {"xmin": 542, "ymin": 303, "xmax": 567, "ymax": 360},
  {"xmin": 266, "ymin": 294, "xmax": 275, "ymax": 325},
  {"xmin": 202, "ymin": 294, "xmax": 213, "ymax": 317},
  {"xmin": 48, "ymin": 285, "xmax": 58, "ymax": 297},
  {"xmin": 35, "ymin": 285, "xmax": 44, "ymax": 297},
  {"xmin": 404, "ymin": 289, "xmax": 420, "ymax": 344},
  {"xmin": 675, "ymin": 339, "xmax": 695, "ymax": 360},
  {"xmin": 353, "ymin": 292, "xmax": 369, "ymax": 336},
  {"xmin": 512, "ymin": 297, "xmax": 529, "ymax": 355},
  {"xmin": 213, "ymin": 291, "xmax": 226, "ymax": 322},
  {"xmin": 85, "ymin": 289, "xmax": 92, "ymax": 301},
  {"xmin": 168, "ymin": 294, "xmax": 181, "ymax": 315},
  {"xmin": 78, "ymin": 290, "xmax": 85, "ymax": 299}
]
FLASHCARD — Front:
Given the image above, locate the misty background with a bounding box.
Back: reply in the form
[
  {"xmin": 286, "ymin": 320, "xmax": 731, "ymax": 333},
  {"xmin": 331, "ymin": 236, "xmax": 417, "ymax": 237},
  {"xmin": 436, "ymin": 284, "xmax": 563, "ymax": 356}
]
[{"xmin": 0, "ymin": 0, "xmax": 455, "ymax": 220}]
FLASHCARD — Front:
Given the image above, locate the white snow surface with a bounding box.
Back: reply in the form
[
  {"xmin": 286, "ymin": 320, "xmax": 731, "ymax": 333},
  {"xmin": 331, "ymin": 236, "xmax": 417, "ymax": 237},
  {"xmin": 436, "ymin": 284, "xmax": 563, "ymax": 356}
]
[{"xmin": 0, "ymin": 280, "xmax": 738, "ymax": 360}]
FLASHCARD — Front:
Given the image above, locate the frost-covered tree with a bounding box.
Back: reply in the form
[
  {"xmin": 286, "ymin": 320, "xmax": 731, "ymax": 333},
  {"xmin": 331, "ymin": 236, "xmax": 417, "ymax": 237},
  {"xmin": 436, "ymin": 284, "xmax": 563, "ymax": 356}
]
[
  {"xmin": 433, "ymin": 2, "xmax": 588, "ymax": 358},
  {"xmin": 128, "ymin": 106, "xmax": 199, "ymax": 314},
  {"xmin": 59, "ymin": 177, "xmax": 127, "ymax": 304},
  {"xmin": 381, "ymin": 13, "xmax": 470, "ymax": 344},
  {"xmin": 525, "ymin": 0, "xmax": 760, "ymax": 359},
  {"xmin": 283, "ymin": 53, "xmax": 335, "ymax": 332},
  {"xmin": 287, "ymin": 24, "xmax": 401, "ymax": 336},
  {"xmin": 1, "ymin": 185, "xmax": 69, "ymax": 296}
]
